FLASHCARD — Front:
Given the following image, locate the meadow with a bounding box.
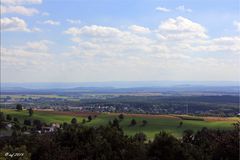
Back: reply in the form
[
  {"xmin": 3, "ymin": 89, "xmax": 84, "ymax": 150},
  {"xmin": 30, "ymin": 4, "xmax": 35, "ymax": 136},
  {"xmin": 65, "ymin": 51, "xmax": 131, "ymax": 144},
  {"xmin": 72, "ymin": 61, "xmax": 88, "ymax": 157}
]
[{"xmin": 1, "ymin": 109, "xmax": 238, "ymax": 139}]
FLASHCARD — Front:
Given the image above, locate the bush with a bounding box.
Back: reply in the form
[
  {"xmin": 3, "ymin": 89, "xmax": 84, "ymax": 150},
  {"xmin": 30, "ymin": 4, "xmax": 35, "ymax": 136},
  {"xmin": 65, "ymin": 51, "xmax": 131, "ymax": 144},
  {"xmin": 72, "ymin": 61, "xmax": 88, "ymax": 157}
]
[
  {"xmin": 118, "ymin": 114, "xmax": 124, "ymax": 120},
  {"xmin": 6, "ymin": 114, "xmax": 12, "ymax": 121},
  {"xmin": 16, "ymin": 104, "xmax": 23, "ymax": 111},
  {"xmin": 71, "ymin": 118, "xmax": 77, "ymax": 124},
  {"xmin": 0, "ymin": 112, "xmax": 5, "ymax": 121},
  {"xmin": 13, "ymin": 117, "xmax": 19, "ymax": 123},
  {"xmin": 142, "ymin": 120, "xmax": 147, "ymax": 126},
  {"xmin": 33, "ymin": 119, "xmax": 42, "ymax": 130},
  {"xmin": 130, "ymin": 119, "xmax": 137, "ymax": 126},
  {"xmin": 88, "ymin": 115, "xmax": 92, "ymax": 122},
  {"xmin": 28, "ymin": 108, "xmax": 33, "ymax": 117},
  {"xmin": 110, "ymin": 118, "xmax": 120, "ymax": 129},
  {"xmin": 24, "ymin": 119, "xmax": 31, "ymax": 126},
  {"xmin": 133, "ymin": 132, "xmax": 147, "ymax": 142}
]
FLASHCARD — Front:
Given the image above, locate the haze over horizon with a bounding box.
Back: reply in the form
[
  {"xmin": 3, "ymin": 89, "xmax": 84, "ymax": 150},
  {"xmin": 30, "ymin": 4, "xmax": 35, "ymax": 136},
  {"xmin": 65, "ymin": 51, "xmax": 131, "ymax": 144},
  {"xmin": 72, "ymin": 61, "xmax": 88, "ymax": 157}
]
[
  {"xmin": 1, "ymin": 81, "xmax": 239, "ymax": 90},
  {"xmin": 1, "ymin": 0, "xmax": 240, "ymax": 83}
]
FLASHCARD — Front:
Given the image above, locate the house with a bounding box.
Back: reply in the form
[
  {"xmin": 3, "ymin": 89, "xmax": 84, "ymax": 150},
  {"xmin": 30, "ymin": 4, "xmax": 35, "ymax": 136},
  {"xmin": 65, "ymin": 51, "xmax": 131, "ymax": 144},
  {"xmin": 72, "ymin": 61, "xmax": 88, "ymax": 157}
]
[
  {"xmin": 23, "ymin": 131, "xmax": 31, "ymax": 135},
  {"xmin": 42, "ymin": 127, "xmax": 54, "ymax": 132},
  {"xmin": 6, "ymin": 123, "xmax": 12, "ymax": 129},
  {"xmin": 51, "ymin": 123, "xmax": 60, "ymax": 128},
  {"xmin": 41, "ymin": 123, "xmax": 60, "ymax": 133}
]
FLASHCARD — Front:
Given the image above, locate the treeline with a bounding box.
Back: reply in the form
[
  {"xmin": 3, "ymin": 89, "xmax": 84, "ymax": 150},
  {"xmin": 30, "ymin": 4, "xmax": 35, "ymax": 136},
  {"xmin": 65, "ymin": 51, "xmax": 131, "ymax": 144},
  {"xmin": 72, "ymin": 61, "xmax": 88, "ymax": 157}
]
[{"xmin": 0, "ymin": 123, "xmax": 239, "ymax": 160}]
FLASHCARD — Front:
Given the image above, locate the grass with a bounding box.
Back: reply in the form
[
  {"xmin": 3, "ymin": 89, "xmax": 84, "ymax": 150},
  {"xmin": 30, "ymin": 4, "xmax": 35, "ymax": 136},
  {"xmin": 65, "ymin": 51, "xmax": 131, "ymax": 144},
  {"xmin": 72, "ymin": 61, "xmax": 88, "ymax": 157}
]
[
  {"xmin": 86, "ymin": 113, "xmax": 236, "ymax": 138},
  {"xmin": 1, "ymin": 109, "xmax": 83, "ymax": 124},
  {"xmin": 1, "ymin": 109, "xmax": 237, "ymax": 139}
]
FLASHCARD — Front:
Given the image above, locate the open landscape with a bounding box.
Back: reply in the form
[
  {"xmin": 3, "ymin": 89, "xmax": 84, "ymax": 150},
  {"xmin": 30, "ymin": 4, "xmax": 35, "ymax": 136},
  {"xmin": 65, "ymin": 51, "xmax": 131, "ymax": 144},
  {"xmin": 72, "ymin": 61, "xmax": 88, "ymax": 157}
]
[
  {"xmin": 1, "ymin": 0, "xmax": 239, "ymax": 159},
  {"xmin": 1, "ymin": 106, "xmax": 239, "ymax": 139}
]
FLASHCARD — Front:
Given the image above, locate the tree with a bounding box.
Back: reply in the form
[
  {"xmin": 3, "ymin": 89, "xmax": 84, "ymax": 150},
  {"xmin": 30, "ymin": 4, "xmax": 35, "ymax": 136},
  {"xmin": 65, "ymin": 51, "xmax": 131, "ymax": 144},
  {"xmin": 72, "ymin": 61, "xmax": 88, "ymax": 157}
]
[
  {"xmin": 16, "ymin": 104, "xmax": 23, "ymax": 111},
  {"xmin": 24, "ymin": 119, "xmax": 31, "ymax": 126},
  {"xmin": 142, "ymin": 120, "xmax": 148, "ymax": 126},
  {"xmin": 130, "ymin": 119, "xmax": 137, "ymax": 126},
  {"xmin": 182, "ymin": 129, "xmax": 194, "ymax": 143},
  {"xmin": 6, "ymin": 114, "xmax": 12, "ymax": 121},
  {"xmin": 133, "ymin": 132, "xmax": 147, "ymax": 142},
  {"xmin": 71, "ymin": 118, "xmax": 77, "ymax": 124},
  {"xmin": 111, "ymin": 118, "xmax": 120, "ymax": 129},
  {"xmin": 179, "ymin": 121, "xmax": 183, "ymax": 128},
  {"xmin": 28, "ymin": 108, "xmax": 33, "ymax": 117},
  {"xmin": 62, "ymin": 122, "xmax": 68, "ymax": 130},
  {"xmin": 33, "ymin": 119, "xmax": 42, "ymax": 130},
  {"xmin": 118, "ymin": 114, "xmax": 124, "ymax": 121},
  {"xmin": 82, "ymin": 119, "xmax": 86, "ymax": 124},
  {"xmin": 21, "ymin": 126, "xmax": 27, "ymax": 132},
  {"xmin": 88, "ymin": 115, "xmax": 92, "ymax": 122},
  {"xmin": 0, "ymin": 112, "xmax": 6, "ymax": 129},
  {"xmin": 148, "ymin": 131, "xmax": 186, "ymax": 160},
  {"xmin": 13, "ymin": 117, "xmax": 19, "ymax": 123},
  {"xmin": 12, "ymin": 123, "xmax": 21, "ymax": 131},
  {"xmin": 11, "ymin": 130, "xmax": 18, "ymax": 137},
  {"xmin": 0, "ymin": 112, "xmax": 5, "ymax": 121}
]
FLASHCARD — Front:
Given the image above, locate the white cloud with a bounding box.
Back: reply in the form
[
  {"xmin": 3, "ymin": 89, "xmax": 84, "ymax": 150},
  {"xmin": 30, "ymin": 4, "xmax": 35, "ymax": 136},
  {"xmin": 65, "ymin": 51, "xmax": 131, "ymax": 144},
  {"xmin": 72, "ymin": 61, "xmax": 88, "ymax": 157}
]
[
  {"xmin": 1, "ymin": 0, "xmax": 42, "ymax": 5},
  {"xmin": 66, "ymin": 19, "xmax": 81, "ymax": 24},
  {"xmin": 1, "ymin": 17, "xmax": 31, "ymax": 32},
  {"xmin": 1, "ymin": 5, "xmax": 39, "ymax": 16},
  {"xmin": 176, "ymin": 5, "xmax": 192, "ymax": 12},
  {"xmin": 233, "ymin": 21, "xmax": 240, "ymax": 32},
  {"xmin": 2, "ymin": 16, "xmax": 239, "ymax": 82},
  {"xmin": 156, "ymin": 7, "xmax": 171, "ymax": 12},
  {"xmin": 1, "ymin": 17, "xmax": 40, "ymax": 32},
  {"xmin": 128, "ymin": 25, "xmax": 150, "ymax": 34},
  {"xmin": 42, "ymin": 12, "xmax": 49, "ymax": 16},
  {"xmin": 43, "ymin": 20, "xmax": 60, "ymax": 25},
  {"xmin": 192, "ymin": 36, "xmax": 240, "ymax": 54},
  {"xmin": 32, "ymin": 27, "xmax": 41, "ymax": 32},
  {"xmin": 157, "ymin": 16, "xmax": 207, "ymax": 40},
  {"xmin": 1, "ymin": 40, "xmax": 53, "ymax": 72},
  {"xmin": 24, "ymin": 40, "xmax": 53, "ymax": 51},
  {"xmin": 64, "ymin": 27, "xmax": 81, "ymax": 36},
  {"xmin": 64, "ymin": 17, "xmax": 239, "ymax": 61},
  {"xmin": 64, "ymin": 25, "xmax": 122, "ymax": 37}
]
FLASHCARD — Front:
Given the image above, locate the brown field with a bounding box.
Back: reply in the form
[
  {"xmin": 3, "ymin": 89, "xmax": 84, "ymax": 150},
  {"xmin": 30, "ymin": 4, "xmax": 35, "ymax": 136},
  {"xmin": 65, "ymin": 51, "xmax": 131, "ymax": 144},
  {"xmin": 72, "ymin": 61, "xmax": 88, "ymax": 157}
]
[
  {"xmin": 107, "ymin": 112, "xmax": 181, "ymax": 120},
  {"xmin": 202, "ymin": 116, "xmax": 240, "ymax": 122},
  {"xmin": 36, "ymin": 110, "xmax": 240, "ymax": 122},
  {"xmin": 175, "ymin": 114, "xmax": 239, "ymax": 122},
  {"xmin": 107, "ymin": 113, "xmax": 239, "ymax": 122},
  {"xmin": 37, "ymin": 110, "xmax": 100, "ymax": 117}
]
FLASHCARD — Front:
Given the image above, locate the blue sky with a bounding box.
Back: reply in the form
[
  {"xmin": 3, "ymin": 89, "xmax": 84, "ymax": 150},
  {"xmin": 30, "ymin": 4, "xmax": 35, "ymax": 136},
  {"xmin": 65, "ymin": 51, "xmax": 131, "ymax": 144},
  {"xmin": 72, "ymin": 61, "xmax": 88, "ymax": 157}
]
[{"xmin": 1, "ymin": 0, "xmax": 240, "ymax": 82}]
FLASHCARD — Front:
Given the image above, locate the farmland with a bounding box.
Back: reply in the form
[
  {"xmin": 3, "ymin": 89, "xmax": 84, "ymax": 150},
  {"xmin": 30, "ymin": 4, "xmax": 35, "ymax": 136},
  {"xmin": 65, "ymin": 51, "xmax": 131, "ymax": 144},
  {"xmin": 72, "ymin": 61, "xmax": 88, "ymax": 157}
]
[{"xmin": 1, "ymin": 109, "xmax": 238, "ymax": 139}]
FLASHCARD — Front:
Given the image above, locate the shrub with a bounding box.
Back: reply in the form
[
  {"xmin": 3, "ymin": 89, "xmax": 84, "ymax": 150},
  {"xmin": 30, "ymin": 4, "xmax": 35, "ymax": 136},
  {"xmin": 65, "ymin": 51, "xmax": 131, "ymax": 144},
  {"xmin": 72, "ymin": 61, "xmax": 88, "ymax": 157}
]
[{"xmin": 71, "ymin": 118, "xmax": 77, "ymax": 124}]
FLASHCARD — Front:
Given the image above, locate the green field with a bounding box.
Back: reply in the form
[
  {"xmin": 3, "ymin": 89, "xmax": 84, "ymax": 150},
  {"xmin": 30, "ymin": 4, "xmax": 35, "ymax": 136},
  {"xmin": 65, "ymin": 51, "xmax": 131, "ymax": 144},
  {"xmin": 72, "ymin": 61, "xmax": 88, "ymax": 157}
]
[
  {"xmin": 85, "ymin": 114, "xmax": 236, "ymax": 138},
  {"xmin": 1, "ymin": 109, "xmax": 84, "ymax": 124},
  {"xmin": 1, "ymin": 109, "xmax": 237, "ymax": 139}
]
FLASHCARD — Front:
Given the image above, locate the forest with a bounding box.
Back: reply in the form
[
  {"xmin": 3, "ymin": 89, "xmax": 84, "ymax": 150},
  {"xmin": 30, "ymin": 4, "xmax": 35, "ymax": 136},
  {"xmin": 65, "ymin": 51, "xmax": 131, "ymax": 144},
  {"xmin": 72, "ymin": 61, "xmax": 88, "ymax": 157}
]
[{"xmin": 0, "ymin": 121, "xmax": 239, "ymax": 160}]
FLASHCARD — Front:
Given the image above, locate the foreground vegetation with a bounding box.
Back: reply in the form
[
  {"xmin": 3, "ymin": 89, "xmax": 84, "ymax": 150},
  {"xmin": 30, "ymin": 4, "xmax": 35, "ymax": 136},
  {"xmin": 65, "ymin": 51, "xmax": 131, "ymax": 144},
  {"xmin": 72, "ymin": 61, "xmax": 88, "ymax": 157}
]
[{"xmin": 0, "ymin": 122, "xmax": 239, "ymax": 160}]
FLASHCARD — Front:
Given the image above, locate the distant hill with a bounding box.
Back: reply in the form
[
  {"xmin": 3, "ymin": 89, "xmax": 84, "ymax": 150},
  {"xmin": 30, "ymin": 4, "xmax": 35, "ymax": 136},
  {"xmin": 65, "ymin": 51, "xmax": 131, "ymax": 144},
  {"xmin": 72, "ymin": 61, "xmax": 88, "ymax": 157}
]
[
  {"xmin": 0, "ymin": 81, "xmax": 239, "ymax": 95},
  {"xmin": 1, "ymin": 81, "xmax": 239, "ymax": 89}
]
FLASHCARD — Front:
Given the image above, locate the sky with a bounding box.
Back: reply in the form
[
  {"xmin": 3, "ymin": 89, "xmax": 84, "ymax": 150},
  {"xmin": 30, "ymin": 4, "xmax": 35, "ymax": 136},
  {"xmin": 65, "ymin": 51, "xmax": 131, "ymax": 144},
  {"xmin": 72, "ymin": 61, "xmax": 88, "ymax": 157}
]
[{"xmin": 1, "ymin": 0, "xmax": 240, "ymax": 83}]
